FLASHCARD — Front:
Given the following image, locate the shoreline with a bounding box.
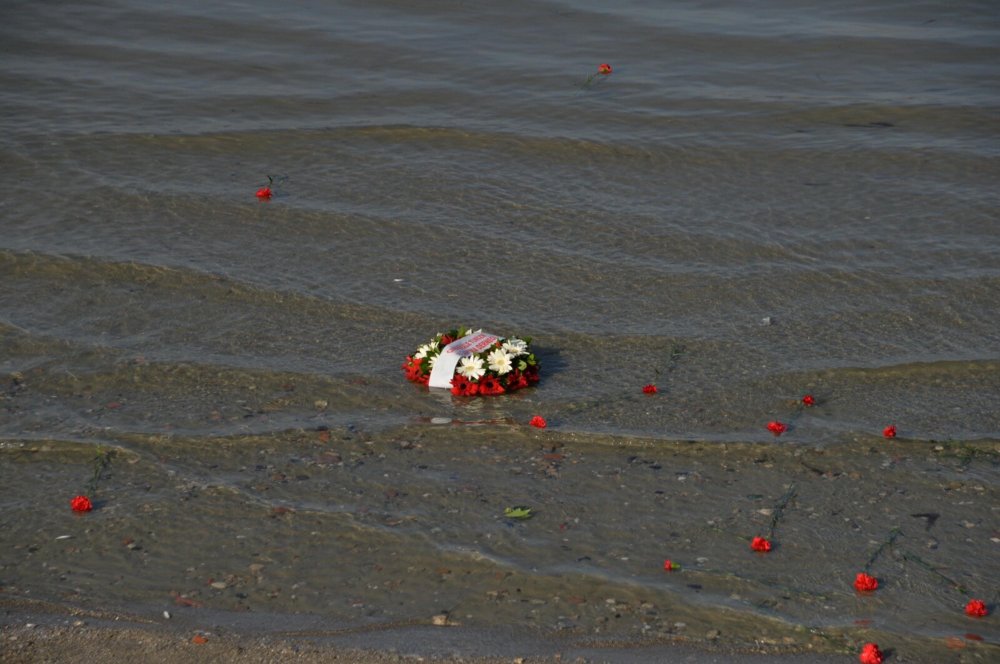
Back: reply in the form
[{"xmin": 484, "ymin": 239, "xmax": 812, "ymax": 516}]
[
  {"xmin": 1, "ymin": 597, "xmax": 847, "ymax": 663},
  {"xmin": 2, "ymin": 430, "xmax": 996, "ymax": 663}
]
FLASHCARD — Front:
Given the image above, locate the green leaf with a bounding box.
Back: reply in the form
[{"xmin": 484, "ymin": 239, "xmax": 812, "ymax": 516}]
[{"xmin": 504, "ymin": 506, "xmax": 534, "ymax": 520}]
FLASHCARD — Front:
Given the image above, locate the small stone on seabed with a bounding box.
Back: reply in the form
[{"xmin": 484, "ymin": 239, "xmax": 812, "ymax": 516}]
[
  {"xmin": 707, "ymin": 629, "xmax": 721, "ymax": 639},
  {"xmin": 163, "ymin": 611, "xmax": 171, "ymax": 619}
]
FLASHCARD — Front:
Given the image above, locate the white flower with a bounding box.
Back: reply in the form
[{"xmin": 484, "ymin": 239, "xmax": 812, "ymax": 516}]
[
  {"xmin": 502, "ymin": 338, "xmax": 528, "ymax": 357},
  {"xmin": 427, "ymin": 354, "xmax": 438, "ymax": 369},
  {"xmin": 457, "ymin": 355, "xmax": 485, "ymax": 380},
  {"xmin": 487, "ymin": 348, "xmax": 514, "ymax": 375},
  {"xmin": 414, "ymin": 343, "xmax": 435, "ymax": 359}
]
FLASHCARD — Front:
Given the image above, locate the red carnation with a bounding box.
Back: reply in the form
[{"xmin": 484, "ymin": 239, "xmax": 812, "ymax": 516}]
[
  {"xmin": 642, "ymin": 384, "xmax": 657, "ymax": 394},
  {"xmin": 882, "ymin": 425, "xmax": 896, "ymax": 438},
  {"xmin": 598, "ymin": 63, "xmax": 612, "ymax": 75},
  {"xmin": 529, "ymin": 415, "xmax": 547, "ymax": 429},
  {"xmin": 255, "ymin": 186, "xmax": 272, "ymax": 200},
  {"xmin": 662, "ymin": 559, "xmax": 678, "ymax": 571},
  {"xmin": 859, "ymin": 642, "xmax": 883, "ymax": 664},
  {"xmin": 965, "ymin": 599, "xmax": 988, "ymax": 617},
  {"xmin": 802, "ymin": 394, "xmax": 815, "ymax": 406},
  {"xmin": 750, "ymin": 536, "xmax": 771, "ymax": 552},
  {"xmin": 440, "ymin": 335, "xmax": 455, "ymax": 346},
  {"xmin": 854, "ymin": 572, "xmax": 878, "ymax": 592},
  {"xmin": 402, "ymin": 356, "xmax": 425, "ymax": 383},
  {"xmin": 478, "ymin": 374, "xmax": 505, "ymax": 396},
  {"xmin": 450, "ymin": 374, "xmax": 474, "ymax": 396},
  {"xmin": 524, "ymin": 365, "xmax": 540, "ymax": 384},
  {"xmin": 504, "ymin": 369, "xmax": 529, "ymax": 391},
  {"xmin": 70, "ymin": 495, "xmax": 93, "ymax": 512},
  {"xmin": 766, "ymin": 421, "xmax": 787, "ymax": 436}
]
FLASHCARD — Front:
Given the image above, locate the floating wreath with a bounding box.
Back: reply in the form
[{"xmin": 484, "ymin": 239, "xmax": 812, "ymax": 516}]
[{"xmin": 402, "ymin": 327, "xmax": 540, "ymax": 396}]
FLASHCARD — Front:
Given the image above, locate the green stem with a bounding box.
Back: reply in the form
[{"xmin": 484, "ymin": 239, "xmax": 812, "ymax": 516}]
[
  {"xmin": 899, "ymin": 550, "xmax": 968, "ymax": 594},
  {"xmin": 766, "ymin": 483, "xmax": 797, "ymax": 539},
  {"xmin": 86, "ymin": 448, "xmax": 115, "ymax": 496},
  {"xmin": 863, "ymin": 527, "xmax": 902, "ymax": 572},
  {"xmin": 655, "ymin": 344, "xmax": 686, "ymax": 378}
]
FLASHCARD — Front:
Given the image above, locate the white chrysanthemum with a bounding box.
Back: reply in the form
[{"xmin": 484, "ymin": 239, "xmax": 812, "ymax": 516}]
[
  {"xmin": 457, "ymin": 355, "xmax": 485, "ymax": 380},
  {"xmin": 427, "ymin": 354, "xmax": 438, "ymax": 369},
  {"xmin": 502, "ymin": 338, "xmax": 528, "ymax": 356},
  {"xmin": 414, "ymin": 343, "xmax": 435, "ymax": 359},
  {"xmin": 487, "ymin": 348, "xmax": 514, "ymax": 375}
]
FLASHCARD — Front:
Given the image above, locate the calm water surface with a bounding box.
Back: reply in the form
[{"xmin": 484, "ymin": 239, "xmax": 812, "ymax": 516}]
[{"xmin": 1, "ymin": 1, "xmax": 998, "ymax": 660}]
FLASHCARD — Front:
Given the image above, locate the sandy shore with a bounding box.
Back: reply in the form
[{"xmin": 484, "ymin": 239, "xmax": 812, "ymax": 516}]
[{"xmin": 1, "ymin": 597, "xmax": 848, "ymax": 664}]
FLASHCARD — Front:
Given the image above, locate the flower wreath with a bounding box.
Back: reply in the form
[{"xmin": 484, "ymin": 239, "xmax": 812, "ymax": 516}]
[{"xmin": 402, "ymin": 327, "xmax": 540, "ymax": 396}]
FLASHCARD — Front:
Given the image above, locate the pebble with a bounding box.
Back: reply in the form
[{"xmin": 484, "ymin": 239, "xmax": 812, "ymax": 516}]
[
  {"xmin": 163, "ymin": 611, "xmax": 171, "ymax": 619},
  {"xmin": 706, "ymin": 629, "xmax": 721, "ymax": 640},
  {"xmin": 210, "ymin": 581, "xmax": 227, "ymax": 589}
]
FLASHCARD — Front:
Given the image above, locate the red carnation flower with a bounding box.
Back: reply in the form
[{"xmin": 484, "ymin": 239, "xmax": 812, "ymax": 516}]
[
  {"xmin": 529, "ymin": 415, "xmax": 547, "ymax": 429},
  {"xmin": 402, "ymin": 356, "xmax": 425, "ymax": 383},
  {"xmin": 663, "ymin": 559, "xmax": 678, "ymax": 571},
  {"xmin": 524, "ymin": 365, "xmax": 540, "ymax": 384},
  {"xmin": 255, "ymin": 186, "xmax": 272, "ymax": 200},
  {"xmin": 440, "ymin": 335, "xmax": 455, "ymax": 346},
  {"xmin": 750, "ymin": 536, "xmax": 771, "ymax": 552},
  {"xmin": 965, "ymin": 599, "xmax": 988, "ymax": 617},
  {"xmin": 859, "ymin": 642, "xmax": 883, "ymax": 664},
  {"xmin": 504, "ymin": 369, "xmax": 529, "ymax": 391},
  {"xmin": 642, "ymin": 384, "xmax": 657, "ymax": 394},
  {"xmin": 802, "ymin": 394, "xmax": 815, "ymax": 406},
  {"xmin": 598, "ymin": 63, "xmax": 612, "ymax": 75},
  {"xmin": 478, "ymin": 374, "xmax": 505, "ymax": 396},
  {"xmin": 450, "ymin": 374, "xmax": 473, "ymax": 396},
  {"xmin": 70, "ymin": 495, "xmax": 93, "ymax": 512},
  {"xmin": 854, "ymin": 572, "xmax": 878, "ymax": 592},
  {"xmin": 882, "ymin": 425, "xmax": 896, "ymax": 438},
  {"xmin": 767, "ymin": 421, "xmax": 787, "ymax": 436}
]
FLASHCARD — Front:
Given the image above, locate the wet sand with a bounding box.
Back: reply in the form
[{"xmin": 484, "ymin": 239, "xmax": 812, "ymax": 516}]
[
  {"xmin": 1, "ymin": 424, "xmax": 997, "ymax": 663},
  {"xmin": 1, "ymin": 597, "xmax": 848, "ymax": 664}
]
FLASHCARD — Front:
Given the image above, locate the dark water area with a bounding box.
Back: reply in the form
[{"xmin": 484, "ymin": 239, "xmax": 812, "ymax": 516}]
[{"xmin": 2, "ymin": 1, "xmax": 999, "ymax": 660}]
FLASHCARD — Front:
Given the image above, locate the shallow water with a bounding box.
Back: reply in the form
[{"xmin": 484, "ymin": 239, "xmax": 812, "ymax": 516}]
[{"xmin": 2, "ymin": 0, "xmax": 999, "ymax": 660}]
